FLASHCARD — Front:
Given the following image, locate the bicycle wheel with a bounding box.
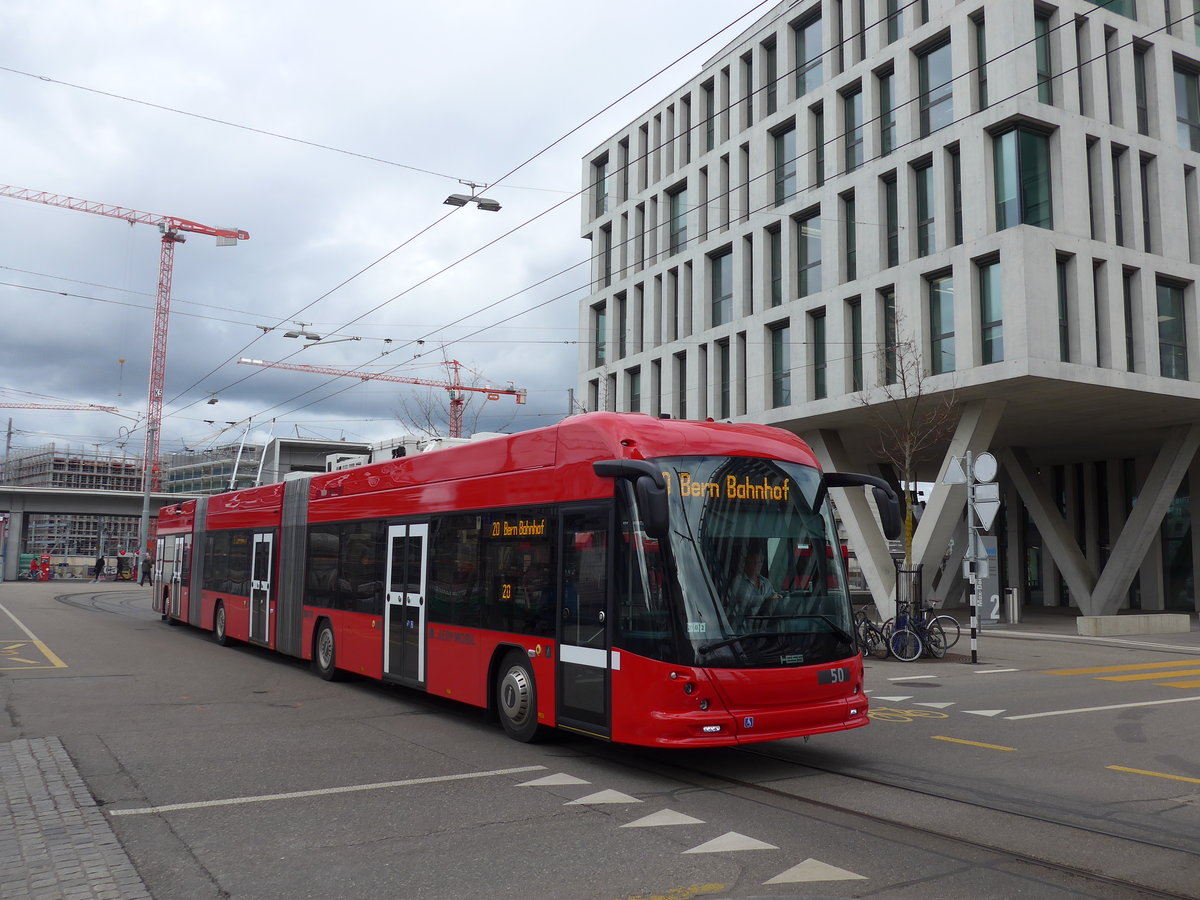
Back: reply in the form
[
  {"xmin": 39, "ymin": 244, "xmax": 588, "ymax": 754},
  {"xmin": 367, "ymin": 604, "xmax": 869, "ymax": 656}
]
[
  {"xmin": 923, "ymin": 620, "xmax": 947, "ymax": 658},
  {"xmin": 889, "ymin": 628, "xmax": 923, "ymax": 661},
  {"xmin": 933, "ymin": 615, "xmax": 961, "ymax": 649},
  {"xmin": 863, "ymin": 622, "xmax": 890, "ymax": 660}
]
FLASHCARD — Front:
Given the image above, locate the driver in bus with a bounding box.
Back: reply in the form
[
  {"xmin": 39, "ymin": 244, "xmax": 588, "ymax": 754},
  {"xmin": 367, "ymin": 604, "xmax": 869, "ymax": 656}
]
[{"xmin": 729, "ymin": 542, "xmax": 781, "ymax": 620}]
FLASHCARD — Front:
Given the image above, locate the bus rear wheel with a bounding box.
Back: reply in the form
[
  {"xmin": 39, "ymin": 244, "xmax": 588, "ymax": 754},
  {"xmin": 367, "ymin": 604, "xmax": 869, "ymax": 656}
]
[
  {"xmin": 314, "ymin": 621, "xmax": 340, "ymax": 681},
  {"xmin": 213, "ymin": 602, "xmax": 230, "ymax": 646},
  {"xmin": 496, "ymin": 650, "xmax": 542, "ymax": 743}
]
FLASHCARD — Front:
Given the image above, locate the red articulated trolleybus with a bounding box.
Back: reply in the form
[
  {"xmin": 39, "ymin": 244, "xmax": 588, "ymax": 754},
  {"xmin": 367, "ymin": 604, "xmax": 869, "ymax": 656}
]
[{"xmin": 153, "ymin": 412, "xmax": 900, "ymax": 748}]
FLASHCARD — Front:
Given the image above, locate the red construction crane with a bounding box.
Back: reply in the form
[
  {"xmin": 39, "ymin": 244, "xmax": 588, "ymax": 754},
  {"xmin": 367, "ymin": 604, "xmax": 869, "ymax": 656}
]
[
  {"xmin": 238, "ymin": 357, "xmax": 526, "ymax": 439},
  {"xmin": 0, "ymin": 403, "xmax": 119, "ymax": 413},
  {"xmin": 0, "ymin": 184, "xmax": 249, "ymax": 490}
]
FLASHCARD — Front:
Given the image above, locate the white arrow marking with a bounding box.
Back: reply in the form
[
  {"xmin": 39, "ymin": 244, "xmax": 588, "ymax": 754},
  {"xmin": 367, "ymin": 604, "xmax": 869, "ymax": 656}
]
[
  {"xmin": 683, "ymin": 831, "xmax": 779, "ymax": 853},
  {"xmin": 765, "ymin": 858, "xmax": 867, "ymax": 884},
  {"xmin": 962, "ymin": 709, "xmax": 1006, "ymax": 717},
  {"xmin": 913, "ymin": 702, "xmax": 955, "ymax": 709},
  {"xmin": 518, "ymin": 773, "xmax": 590, "ymax": 787},
  {"xmin": 622, "ymin": 809, "xmax": 705, "ymax": 828},
  {"xmin": 566, "ymin": 789, "xmax": 641, "ymax": 805},
  {"xmin": 871, "ymin": 695, "xmax": 913, "ymax": 702}
]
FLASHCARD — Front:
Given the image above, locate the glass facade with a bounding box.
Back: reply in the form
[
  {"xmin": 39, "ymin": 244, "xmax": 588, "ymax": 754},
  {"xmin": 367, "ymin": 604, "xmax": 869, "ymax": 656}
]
[
  {"xmin": 929, "ymin": 275, "xmax": 955, "ymax": 374},
  {"xmin": 919, "ymin": 42, "xmax": 954, "ymax": 136},
  {"xmin": 775, "ymin": 127, "xmax": 798, "ymax": 205},
  {"xmin": 980, "ymin": 261, "xmax": 1003, "ymax": 364},
  {"xmin": 771, "ymin": 323, "xmax": 791, "ymax": 407},
  {"xmin": 711, "ymin": 251, "xmax": 733, "ymax": 326},
  {"xmin": 798, "ymin": 212, "xmax": 821, "ymax": 296},
  {"xmin": 1157, "ymin": 281, "xmax": 1189, "ymax": 379}
]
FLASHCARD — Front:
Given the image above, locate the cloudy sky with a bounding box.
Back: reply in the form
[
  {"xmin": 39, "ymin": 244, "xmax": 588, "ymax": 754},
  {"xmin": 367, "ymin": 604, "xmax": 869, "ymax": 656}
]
[{"xmin": 1, "ymin": 0, "xmax": 765, "ymax": 462}]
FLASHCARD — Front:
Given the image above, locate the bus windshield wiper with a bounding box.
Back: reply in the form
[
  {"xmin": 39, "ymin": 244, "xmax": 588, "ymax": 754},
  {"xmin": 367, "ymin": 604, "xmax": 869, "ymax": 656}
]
[{"xmin": 698, "ymin": 631, "xmax": 795, "ymax": 655}]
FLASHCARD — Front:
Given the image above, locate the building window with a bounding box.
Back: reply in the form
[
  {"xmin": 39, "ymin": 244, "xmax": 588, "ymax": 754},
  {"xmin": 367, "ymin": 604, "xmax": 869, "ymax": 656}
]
[
  {"xmin": 843, "ymin": 88, "xmax": 864, "ymax": 172},
  {"xmin": 1134, "ymin": 46, "xmax": 1150, "ymax": 135},
  {"xmin": 769, "ymin": 226, "xmax": 783, "ymax": 308},
  {"xmin": 675, "ymin": 352, "xmax": 687, "ymax": 419},
  {"xmin": 797, "ymin": 211, "xmax": 822, "ymax": 297},
  {"xmin": 887, "ymin": 0, "xmax": 902, "ymax": 44},
  {"xmin": 1086, "ymin": 0, "xmax": 1136, "ymax": 18},
  {"xmin": 1113, "ymin": 148, "xmax": 1127, "ymax": 247},
  {"xmin": 599, "ymin": 225, "xmax": 613, "ymax": 288},
  {"xmin": 882, "ymin": 288, "xmax": 898, "ymax": 383},
  {"xmin": 950, "ymin": 146, "xmax": 963, "ymax": 245},
  {"xmin": 974, "ymin": 16, "xmax": 989, "ymax": 109},
  {"xmin": 994, "ymin": 128, "xmax": 1053, "ymax": 230},
  {"xmin": 1157, "ymin": 281, "xmax": 1189, "ymax": 379},
  {"xmin": 711, "ymin": 250, "xmax": 733, "ymax": 326},
  {"xmin": 1140, "ymin": 156, "xmax": 1155, "ymax": 252},
  {"xmin": 848, "ymin": 298, "xmax": 864, "ymax": 390},
  {"xmin": 616, "ymin": 293, "xmax": 627, "ymax": 359},
  {"xmin": 884, "ymin": 175, "xmax": 899, "ymax": 267},
  {"xmin": 627, "ymin": 368, "xmax": 641, "ymax": 412},
  {"xmin": 979, "ymin": 260, "xmax": 1003, "ymax": 364},
  {"xmin": 703, "ymin": 81, "xmax": 716, "ymax": 153},
  {"xmin": 764, "ymin": 39, "xmax": 778, "ymax": 115},
  {"xmin": 811, "ymin": 309, "xmax": 828, "ymax": 399},
  {"xmin": 843, "ymin": 193, "xmax": 857, "ymax": 282},
  {"xmin": 594, "ymin": 155, "xmax": 610, "ymax": 217},
  {"xmin": 1035, "ymin": 12, "xmax": 1054, "ymax": 105},
  {"xmin": 1175, "ymin": 65, "xmax": 1200, "ymax": 152},
  {"xmin": 774, "ymin": 126, "xmax": 798, "ymax": 205},
  {"xmin": 770, "ymin": 322, "xmax": 791, "ymax": 407},
  {"xmin": 878, "ymin": 70, "xmax": 896, "ymax": 156},
  {"xmin": 593, "ymin": 303, "xmax": 607, "ymax": 367},
  {"xmin": 1123, "ymin": 270, "xmax": 1137, "ymax": 372},
  {"xmin": 812, "ymin": 105, "xmax": 826, "ymax": 187},
  {"xmin": 716, "ymin": 340, "xmax": 731, "ymax": 418},
  {"xmin": 915, "ymin": 162, "xmax": 935, "ymax": 257},
  {"xmin": 795, "ymin": 16, "xmax": 823, "ymax": 95},
  {"xmin": 669, "ymin": 185, "xmax": 688, "ymax": 254},
  {"xmin": 929, "ymin": 275, "xmax": 955, "ymax": 374},
  {"xmin": 1057, "ymin": 256, "xmax": 1072, "ymax": 362},
  {"xmin": 919, "ymin": 41, "xmax": 954, "ymax": 137}
]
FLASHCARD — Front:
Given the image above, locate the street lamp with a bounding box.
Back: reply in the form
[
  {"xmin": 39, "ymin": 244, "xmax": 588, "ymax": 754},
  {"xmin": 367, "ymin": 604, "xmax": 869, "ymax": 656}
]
[
  {"xmin": 444, "ymin": 180, "xmax": 501, "ymax": 212},
  {"xmin": 284, "ymin": 322, "xmax": 322, "ymax": 340}
]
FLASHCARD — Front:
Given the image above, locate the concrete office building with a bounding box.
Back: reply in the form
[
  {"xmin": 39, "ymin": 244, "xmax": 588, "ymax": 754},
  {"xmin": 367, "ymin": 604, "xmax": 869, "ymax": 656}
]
[{"xmin": 578, "ymin": 0, "xmax": 1200, "ymax": 618}]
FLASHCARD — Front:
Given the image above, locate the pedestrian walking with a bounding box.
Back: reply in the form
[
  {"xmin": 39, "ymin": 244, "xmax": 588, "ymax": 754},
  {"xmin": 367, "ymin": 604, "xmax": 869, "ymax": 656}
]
[
  {"xmin": 28, "ymin": 558, "xmax": 38, "ymax": 580},
  {"xmin": 139, "ymin": 555, "xmax": 152, "ymax": 586},
  {"xmin": 92, "ymin": 552, "xmax": 105, "ymax": 582}
]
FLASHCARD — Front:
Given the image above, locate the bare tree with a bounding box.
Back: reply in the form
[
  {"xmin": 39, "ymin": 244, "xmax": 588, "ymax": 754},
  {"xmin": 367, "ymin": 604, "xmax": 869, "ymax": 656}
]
[
  {"xmin": 394, "ymin": 383, "xmax": 517, "ymax": 439},
  {"xmin": 860, "ymin": 321, "xmax": 958, "ymax": 571}
]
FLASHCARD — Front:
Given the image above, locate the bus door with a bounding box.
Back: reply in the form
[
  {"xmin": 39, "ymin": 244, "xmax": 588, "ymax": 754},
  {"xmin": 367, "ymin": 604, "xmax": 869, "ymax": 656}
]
[
  {"xmin": 384, "ymin": 523, "xmax": 428, "ymax": 684},
  {"xmin": 153, "ymin": 537, "xmax": 166, "ymax": 612},
  {"xmin": 557, "ymin": 508, "xmax": 611, "ymax": 738},
  {"xmin": 249, "ymin": 533, "xmax": 273, "ymax": 644},
  {"xmin": 169, "ymin": 535, "xmax": 186, "ymax": 618}
]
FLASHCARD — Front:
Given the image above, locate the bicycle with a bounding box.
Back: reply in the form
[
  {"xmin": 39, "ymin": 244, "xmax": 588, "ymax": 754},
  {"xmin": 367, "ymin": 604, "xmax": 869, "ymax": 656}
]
[
  {"xmin": 853, "ymin": 608, "xmax": 889, "ymax": 660},
  {"xmin": 884, "ymin": 602, "xmax": 947, "ymax": 660}
]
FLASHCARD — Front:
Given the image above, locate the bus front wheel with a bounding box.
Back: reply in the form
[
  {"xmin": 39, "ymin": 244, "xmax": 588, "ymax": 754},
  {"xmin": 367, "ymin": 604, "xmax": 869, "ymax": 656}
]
[
  {"xmin": 213, "ymin": 602, "xmax": 230, "ymax": 646},
  {"xmin": 496, "ymin": 650, "xmax": 542, "ymax": 743},
  {"xmin": 314, "ymin": 621, "xmax": 340, "ymax": 681}
]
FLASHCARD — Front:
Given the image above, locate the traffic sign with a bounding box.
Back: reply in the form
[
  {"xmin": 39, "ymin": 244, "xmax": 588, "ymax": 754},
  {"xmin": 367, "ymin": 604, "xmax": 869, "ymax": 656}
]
[
  {"xmin": 973, "ymin": 482, "xmax": 1001, "ymax": 530},
  {"xmin": 943, "ymin": 457, "xmax": 967, "ymax": 484},
  {"xmin": 973, "ymin": 451, "xmax": 998, "ymax": 483}
]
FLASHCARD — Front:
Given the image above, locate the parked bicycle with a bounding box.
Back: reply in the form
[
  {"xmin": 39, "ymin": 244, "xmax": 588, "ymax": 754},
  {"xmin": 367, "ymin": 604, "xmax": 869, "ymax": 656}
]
[
  {"xmin": 853, "ymin": 608, "xmax": 889, "ymax": 659},
  {"xmin": 882, "ymin": 601, "xmax": 948, "ymax": 661}
]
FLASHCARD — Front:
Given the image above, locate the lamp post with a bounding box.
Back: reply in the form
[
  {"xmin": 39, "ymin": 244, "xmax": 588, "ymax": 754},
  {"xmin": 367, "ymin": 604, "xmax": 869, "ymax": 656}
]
[
  {"xmin": 284, "ymin": 322, "xmax": 322, "ymax": 341},
  {"xmin": 444, "ymin": 181, "xmax": 501, "ymax": 212}
]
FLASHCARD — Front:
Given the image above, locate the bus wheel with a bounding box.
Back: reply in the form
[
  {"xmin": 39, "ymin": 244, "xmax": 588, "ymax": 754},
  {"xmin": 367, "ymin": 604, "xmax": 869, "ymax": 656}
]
[
  {"xmin": 496, "ymin": 650, "xmax": 541, "ymax": 742},
  {"xmin": 213, "ymin": 602, "xmax": 230, "ymax": 646},
  {"xmin": 314, "ymin": 621, "xmax": 340, "ymax": 681}
]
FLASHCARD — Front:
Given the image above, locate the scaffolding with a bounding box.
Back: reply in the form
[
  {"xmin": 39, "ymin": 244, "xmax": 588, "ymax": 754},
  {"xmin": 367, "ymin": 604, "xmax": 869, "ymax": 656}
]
[
  {"xmin": 161, "ymin": 444, "xmax": 264, "ymax": 494},
  {"xmin": 3, "ymin": 443, "xmax": 142, "ymax": 491}
]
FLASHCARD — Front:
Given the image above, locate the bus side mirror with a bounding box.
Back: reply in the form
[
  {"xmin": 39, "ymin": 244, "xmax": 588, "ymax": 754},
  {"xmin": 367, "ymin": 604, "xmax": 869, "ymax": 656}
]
[
  {"xmin": 593, "ymin": 459, "xmax": 668, "ymax": 539},
  {"xmin": 823, "ymin": 473, "xmax": 903, "ymax": 541}
]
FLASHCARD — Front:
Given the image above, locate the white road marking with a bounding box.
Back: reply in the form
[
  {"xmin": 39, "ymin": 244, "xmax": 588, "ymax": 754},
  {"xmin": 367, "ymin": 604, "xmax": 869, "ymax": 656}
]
[
  {"xmin": 622, "ymin": 809, "xmax": 705, "ymax": 827},
  {"xmin": 109, "ymin": 765, "xmax": 547, "ymax": 816},
  {"xmin": 566, "ymin": 789, "xmax": 641, "ymax": 805},
  {"xmin": 974, "ymin": 668, "xmax": 1019, "ymax": 674},
  {"xmin": 871, "ymin": 695, "xmax": 913, "ymax": 701},
  {"xmin": 765, "ymin": 859, "xmax": 867, "ymax": 883},
  {"xmin": 0, "ymin": 602, "xmax": 40, "ymax": 640},
  {"xmin": 989, "ymin": 631, "xmax": 1200, "ymax": 652},
  {"xmin": 518, "ymin": 773, "xmax": 590, "ymax": 787},
  {"xmin": 962, "ymin": 710, "xmax": 1006, "ymax": 717},
  {"xmin": 913, "ymin": 702, "xmax": 955, "ymax": 709},
  {"xmin": 888, "ymin": 675, "xmax": 938, "ymax": 681},
  {"xmin": 1005, "ymin": 696, "xmax": 1200, "ymax": 720},
  {"xmin": 683, "ymin": 831, "xmax": 778, "ymax": 853}
]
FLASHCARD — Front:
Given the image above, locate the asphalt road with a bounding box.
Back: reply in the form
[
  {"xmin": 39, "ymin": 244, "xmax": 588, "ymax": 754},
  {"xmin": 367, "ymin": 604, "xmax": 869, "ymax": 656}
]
[{"xmin": 3, "ymin": 580, "xmax": 1199, "ymax": 899}]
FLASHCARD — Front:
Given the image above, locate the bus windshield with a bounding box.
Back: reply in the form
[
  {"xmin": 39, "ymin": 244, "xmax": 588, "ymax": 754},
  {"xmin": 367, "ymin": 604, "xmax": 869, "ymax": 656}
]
[{"xmin": 658, "ymin": 455, "xmax": 854, "ymax": 669}]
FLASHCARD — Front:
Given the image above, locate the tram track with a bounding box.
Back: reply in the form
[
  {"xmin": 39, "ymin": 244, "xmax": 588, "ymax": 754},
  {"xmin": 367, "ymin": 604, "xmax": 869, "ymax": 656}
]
[
  {"xmin": 54, "ymin": 588, "xmax": 156, "ymax": 619},
  {"xmin": 592, "ymin": 740, "xmax": 1200, "ymax": 899}
]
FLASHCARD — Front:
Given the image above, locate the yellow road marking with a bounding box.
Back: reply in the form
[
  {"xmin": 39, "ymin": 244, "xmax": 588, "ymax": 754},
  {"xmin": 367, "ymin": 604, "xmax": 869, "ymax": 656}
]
[
  {"xmin": 1043, "ymin": 659, "xmax": 1200, "ymax": 676},
  {"xmin": 1098, "ymin": 668, "xmax": 1200, "ymax": 682},
  {"xmin": 1161, "ymin": 679, "xmax": 1200, "ymax": 688},
  {"xmin": 0, "ymin": 639, "xmax": 68, "ymax": 670},
  {"xmin": 1108, "ymin": 766, "xmax": 1200, "ymax": 785},
  {"xmin": 931, "ymin": 736, "xmax": 1016, "ymax": 751}
]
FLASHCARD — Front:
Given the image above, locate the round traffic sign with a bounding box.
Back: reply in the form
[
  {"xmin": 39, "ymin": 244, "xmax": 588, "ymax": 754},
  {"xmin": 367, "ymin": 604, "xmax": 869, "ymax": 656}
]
[{"xmin": 973, "ymin": 451, "xmax": 998, "ymax": 483}]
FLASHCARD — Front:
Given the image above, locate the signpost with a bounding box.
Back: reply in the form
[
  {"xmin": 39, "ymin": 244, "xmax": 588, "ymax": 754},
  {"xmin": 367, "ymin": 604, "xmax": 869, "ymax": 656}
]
[{"xmin": 946, "ymin": 451, "xmax": 1000, "ymax": 664}]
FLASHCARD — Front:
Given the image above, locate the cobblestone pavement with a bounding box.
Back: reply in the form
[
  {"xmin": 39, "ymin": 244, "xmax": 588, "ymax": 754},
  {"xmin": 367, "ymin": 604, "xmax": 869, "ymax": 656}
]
[{"xmin": 1, "ymin": 737, "xmax": 151, "ymax": 900}]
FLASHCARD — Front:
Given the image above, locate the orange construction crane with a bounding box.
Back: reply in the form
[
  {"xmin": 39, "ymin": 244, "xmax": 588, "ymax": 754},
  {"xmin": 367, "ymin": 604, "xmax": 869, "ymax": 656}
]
[
  {"xmin": 238, "ymin": 357, "xmax": 526, "ymax": 439},
  {"xmin": 0, "ymin": 402, "xmax": 119, "ymax": 413},
  {"xmin": 1, "ymin": 184, "xmax": 249, "ymax": 491}
]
